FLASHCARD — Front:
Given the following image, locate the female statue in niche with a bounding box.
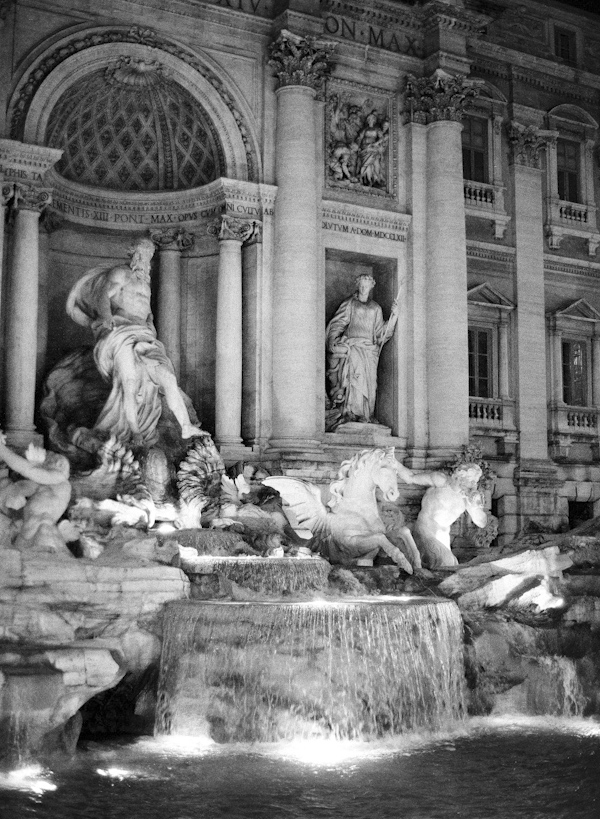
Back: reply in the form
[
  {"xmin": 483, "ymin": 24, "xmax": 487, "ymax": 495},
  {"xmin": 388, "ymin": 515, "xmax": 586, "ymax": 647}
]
[{"xmin": 326, "ymin": 274, "xmax": 398, "ymax": 432}]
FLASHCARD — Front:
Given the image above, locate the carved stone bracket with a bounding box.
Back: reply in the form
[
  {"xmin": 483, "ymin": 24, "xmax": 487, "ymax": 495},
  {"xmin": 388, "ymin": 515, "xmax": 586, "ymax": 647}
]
[
  {"xmin": 208, "ymin": 215, "xmax": 258, "ymax": 244},
  {"xmin": 403, "ymin": 70, "xmax": 478, "ymax": 124},
  {"xmin": 268, "ymin": 30, "xmax": 335, "ymax": 93},
  {"xmin": 13, "ymin": 184, "xmax": 52, "ymax": 213},
  {"xmin": 507, "ymin": 122, "xmax": 554, "ymax": 169},
  {"xmin": 150, "ymin": 226, "xmax": 195, "ymax": 252}
]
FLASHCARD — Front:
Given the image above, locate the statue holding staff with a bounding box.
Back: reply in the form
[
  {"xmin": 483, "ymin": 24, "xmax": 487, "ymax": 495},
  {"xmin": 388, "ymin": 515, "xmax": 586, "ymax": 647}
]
[{"xmin": 326, "ymin": 274, "xmax": 399, "ymax": 431}]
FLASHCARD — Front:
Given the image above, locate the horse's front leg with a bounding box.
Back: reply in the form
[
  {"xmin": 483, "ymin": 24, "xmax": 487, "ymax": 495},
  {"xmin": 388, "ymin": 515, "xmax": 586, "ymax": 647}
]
[{"xmin": 348, "ymin": 533, "xmax": 414, "ymax": 574}]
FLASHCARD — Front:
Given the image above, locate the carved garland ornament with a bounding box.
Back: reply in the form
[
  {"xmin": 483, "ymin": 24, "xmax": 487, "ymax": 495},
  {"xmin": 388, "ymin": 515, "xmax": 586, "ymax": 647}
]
[
  {"xmin": 403, "ymin": 70, "xmax": 478, "ymax": 124},
  {"xmin": 268, "ymin": 30, "xmax": 335, "ymax": 93},
  {"xmin": 9, "ymin": 26, "xmax": 258, "ymax": 181}
]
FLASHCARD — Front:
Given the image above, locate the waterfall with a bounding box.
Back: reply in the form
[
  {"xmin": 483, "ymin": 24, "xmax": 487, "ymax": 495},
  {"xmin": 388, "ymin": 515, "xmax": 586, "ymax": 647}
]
[
  {"xmin": 155, "ymin": 598, "xmax": 466, "ymax": 742},
  {"xmin": 525, "ymin": 656, "xmax": 586, "ymax": 717}
]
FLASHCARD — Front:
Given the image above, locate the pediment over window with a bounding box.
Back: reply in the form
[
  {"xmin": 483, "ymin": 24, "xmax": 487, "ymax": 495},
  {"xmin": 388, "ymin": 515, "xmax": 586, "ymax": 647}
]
[
  {"xmin": 552, "ymin": 299, "xmax": 600, "ymax": 322},
  {"xmin": 467, "ymin": 283, "xmax": 514, "ymax": 311}
]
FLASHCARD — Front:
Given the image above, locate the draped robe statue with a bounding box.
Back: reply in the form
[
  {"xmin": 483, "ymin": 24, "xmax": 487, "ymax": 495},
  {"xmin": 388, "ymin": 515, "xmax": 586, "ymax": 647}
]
[
  {"xmin": 66, "ymin": 238, "xmax": 202, "ymax": 446},
  {"xmin": 326, "ymin": 275, "xmax": 398, "ymax": 431}
]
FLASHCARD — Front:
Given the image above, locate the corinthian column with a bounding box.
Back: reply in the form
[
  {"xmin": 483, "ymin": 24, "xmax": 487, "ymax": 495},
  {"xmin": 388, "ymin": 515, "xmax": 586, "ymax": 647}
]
[
  {"xmin": 212, "ymin": 215, "xmax": 257, "ymax": 449},
  {"xmin": 4, "ymin": 184, "xmax": 52, "ymax": 447},
  {"xmin": 150, "ymin": 227, "xmax": 195, "ymax": 380},
  {"xmin": 268, "ymin": 31, "xmax": 334, "ymax": 453},
  {"xmin": 404, "ymin": 71, "xmax": 477, "ymax": 459}
]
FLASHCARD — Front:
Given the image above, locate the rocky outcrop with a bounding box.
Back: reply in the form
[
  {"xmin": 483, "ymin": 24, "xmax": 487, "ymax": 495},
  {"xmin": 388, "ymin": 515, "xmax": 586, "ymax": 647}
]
[{"xmin": 0, "ymin": 546, "xmax": 188, "ymax": 762}]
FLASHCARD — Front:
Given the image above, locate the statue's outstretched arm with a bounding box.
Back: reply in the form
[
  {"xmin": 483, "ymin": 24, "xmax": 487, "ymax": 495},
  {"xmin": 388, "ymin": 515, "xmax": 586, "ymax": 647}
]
[
  {"xmin": 396, "ymin": 462, "xmax": 447, "ymax": 488},
  {"xmin": 0, "ymin": 440, "xmax": 66, "ymax": 486}
]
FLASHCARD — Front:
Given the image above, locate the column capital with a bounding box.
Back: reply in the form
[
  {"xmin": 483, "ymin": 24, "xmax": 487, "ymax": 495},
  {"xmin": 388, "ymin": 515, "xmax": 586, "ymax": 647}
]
[
  {"xmin": 268, "ymin": 30, "xmax": 335, "ymax": 93},
  {"xmin": 1, "ymin": 182, "xmax": 14, "ymax": 207},
  {"xmin": 507, "ymin": 122, "xmax": 555, "ymax": 169},
  {"xmin": 150, "ymin": 226, "xmax": 195, "ymax": 252},
  {"xmin": 13, "ymin": 183, "xmax": 52, "ymax": 213},
  {"xmin": 209, "ymin": 214, "xmax": 259, "ymax": 244},
  {"xmin": 402, "ymin": 70, "xmax": 478, "ymax": 124}
]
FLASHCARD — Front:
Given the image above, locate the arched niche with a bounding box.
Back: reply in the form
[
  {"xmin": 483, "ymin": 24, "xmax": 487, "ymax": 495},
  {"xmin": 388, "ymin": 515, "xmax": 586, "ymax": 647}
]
[{"xmin": 8, "ymin": 27, "xmax": 261, "ymax": 183}]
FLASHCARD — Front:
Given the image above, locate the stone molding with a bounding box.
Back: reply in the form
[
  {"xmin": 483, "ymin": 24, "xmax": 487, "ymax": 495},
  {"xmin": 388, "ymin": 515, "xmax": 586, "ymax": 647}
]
[
  {"xmin": 268, "ymin": 30, "xmax": 335, "ymax": 92},
  {"xmin": 545, "ymin": 256, "xmax": 600, "ymax": 281},
  {"xmin": 325, "ymin": 0, "xmax": 420, "ymax": 31},
  {"xmin": 507, "ymin": 122, "xmax": 553, "ymax": 169},
  {"xmin": 150, "ymin": 227, "xmax": 195, "ymax": 252},
  {"xmin": 466, "ymin": 241, "xmax": 515, "ymax": 267},
  {"xmin": 403, "ymin": 70, "xmax": 478, "ymax": 124},
  {"xmin": 45, "ymin": 171, "xmax": 276, "ymax": 230},
  {"xmin": 208, "ymin": 214, "xmax": 259, "ymax": 244},
  {"xmin": 13, "ymin": 183, "xmax": 52, "ymax": 213},
  {"xmin": 0, "ymin": 139, "xmax": 63, "ymax": 184},
  {"xmin": 421, "ymin": 1, "xmax": 489, "ymax": 38},
  {"xmin": 322, "ymin": 199, "xmax": 410, "ymax": 243},
  {"xmin": 7, "ymin": 26, "xmax": 258, "ymax": 182}
]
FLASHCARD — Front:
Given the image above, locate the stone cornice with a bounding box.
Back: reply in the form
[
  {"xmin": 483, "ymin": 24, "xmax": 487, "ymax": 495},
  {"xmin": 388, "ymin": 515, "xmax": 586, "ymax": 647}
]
[
  {"xmin": 467, "ymin": 241, "xmax": 515, "ymax": 266},
  {"xmin": 46, "ymin": 170, "xmax": 276, "ymax": 230},
  {"xmin": 324, "ymin": 0, "xmax": 421, "ymax": 32},
  {"xmin": 322, "ymin": 199, "xmax": 410, "ymax": 242},
  {"xmin": 469, "ymin": 40, "xmax": 600, "ymax": 97},
  {"xmin": 545, "ymin": 255, "xmax": 600, "ymax": 281},
  {"xmin": 0, "ymin": 139, "xmax": 63, "ymax": 178},
  {"xmin": 420, "ymin": 1, "xmax": 489, "ymax": 37}
]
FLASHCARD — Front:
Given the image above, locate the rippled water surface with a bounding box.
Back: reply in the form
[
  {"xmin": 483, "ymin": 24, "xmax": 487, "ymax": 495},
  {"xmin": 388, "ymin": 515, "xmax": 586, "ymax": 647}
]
[{"xmin": 2, "ymin": 717, "xmax": 599, "ymax": 819}]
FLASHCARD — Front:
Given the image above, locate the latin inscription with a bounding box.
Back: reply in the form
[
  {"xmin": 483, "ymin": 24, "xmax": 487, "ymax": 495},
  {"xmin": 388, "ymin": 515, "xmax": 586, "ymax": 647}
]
[
  {"xmin": 208, "ymin": 0, "xmax": 267, "ymax": 15},
  {"xmin": 323, "ymin": 220, "xmax": 406, "ymax": 242},
  {"xmin": 324, "ymin": 15, "xmax": 422, "ymax": 57},
  {"xmin": 0, "ymin": 166, "xmax": 44, "ymax": 182}
]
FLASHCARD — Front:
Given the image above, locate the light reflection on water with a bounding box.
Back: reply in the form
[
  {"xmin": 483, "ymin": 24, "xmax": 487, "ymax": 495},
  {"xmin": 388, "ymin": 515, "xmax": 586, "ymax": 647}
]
[{"xmin": 1, "ymin": 717, "xmax": 599, "ymax": 819}]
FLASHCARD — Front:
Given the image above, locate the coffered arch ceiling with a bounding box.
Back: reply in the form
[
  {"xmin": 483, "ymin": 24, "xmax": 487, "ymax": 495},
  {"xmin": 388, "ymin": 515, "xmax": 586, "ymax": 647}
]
[
  {"xmin": 10, "ymin": 29, "xmax": 260, "ymax": 187},
  {"xmin": 45, "ymin": 58, "xmax": 225, "ymax": 192}
]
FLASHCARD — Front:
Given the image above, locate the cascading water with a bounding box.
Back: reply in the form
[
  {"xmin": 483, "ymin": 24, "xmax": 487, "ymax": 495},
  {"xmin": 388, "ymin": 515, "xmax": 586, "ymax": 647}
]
[{"xmin": 155, "ymin": 597, "xmax": 466, "ymax": 742}]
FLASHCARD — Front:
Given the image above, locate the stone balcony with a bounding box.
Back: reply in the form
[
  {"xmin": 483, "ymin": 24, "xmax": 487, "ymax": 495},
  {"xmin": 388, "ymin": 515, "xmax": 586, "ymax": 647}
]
[
  {"xmin": 469, "ymin": 397, "xmax": 517, "ymax": 457},
  {"xmin": 546, "ymin": 198, "xmax": 600, "ymax": 256},
  {"xmin": 548, "ymin": 402, "xmax": 600, "ymax": 461},
  {"xmin": 463, "ymin": 180, "xmax": 510, "ymax": 239}
]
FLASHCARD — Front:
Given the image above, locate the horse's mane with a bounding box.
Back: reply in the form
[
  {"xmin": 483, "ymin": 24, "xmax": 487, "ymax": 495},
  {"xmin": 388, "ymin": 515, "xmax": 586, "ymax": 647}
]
[{"xmin": 327, "ymin": 448, "xmax": 393, "ymax": 510}]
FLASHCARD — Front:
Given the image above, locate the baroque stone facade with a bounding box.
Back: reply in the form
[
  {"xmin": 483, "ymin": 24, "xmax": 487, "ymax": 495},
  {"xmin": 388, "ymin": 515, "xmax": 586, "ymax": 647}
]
[{"xmin": 1, "ymin": 0, "xmax": 600, "ymax": 544}]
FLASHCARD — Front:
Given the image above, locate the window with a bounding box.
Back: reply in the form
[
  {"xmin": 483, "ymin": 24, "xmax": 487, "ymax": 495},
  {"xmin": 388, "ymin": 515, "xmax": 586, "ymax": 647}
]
[
  {"xmin": 562, "ymin": 339, "xmax": 588, "ymax": 406},
  {"xmin": 557, "ymin": 138, "xmax": 580, "ymax": 203},
  {"xmin": 462, "ymin": 117, "xmax": 488, "ymax": 183},
  {"xmin": 468, "ymin": 327, "xmax": 492, "ymax": 398},
  {"xmin": 554, "ymin": 27, "xmax": 577, "ymax": 65}
]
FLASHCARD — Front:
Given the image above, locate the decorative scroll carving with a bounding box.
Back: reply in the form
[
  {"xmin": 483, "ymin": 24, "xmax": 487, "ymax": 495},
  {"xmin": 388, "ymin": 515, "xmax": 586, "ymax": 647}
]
[
  {"xmin": 268, "ymin": 30, "xmax": 335, "ymax": 93},
  {"xmin": 8, "ymin": 26, "xmax": 258, "ymax": 181},
  {"xmin": 1, "ymin": 183, "xmax": 14, "ymax": 207},
  {"xmin": 507, "ymin": 122, "xmax": 553, "ymax": 169},
  {"xmin": 41, "ymin": 208, "xmax": 65, "ymax": 233},
  {"xmin": 208, "ymin": 214, "xmax": 258, "ymax": 243},
  {"xmin": 150, "ymin": 227, "xmax": 195, "ymax": 252},
  {"xmin": 403, "ymin": 70, "xmax": 477, "ymax": 124},
  {"xmin": 327, "ymin": 92, "xmax": 390, "ymax": 191},
  {"xmin": 13, "ymin": 184, "xmax": 52, "ymax": 213}
]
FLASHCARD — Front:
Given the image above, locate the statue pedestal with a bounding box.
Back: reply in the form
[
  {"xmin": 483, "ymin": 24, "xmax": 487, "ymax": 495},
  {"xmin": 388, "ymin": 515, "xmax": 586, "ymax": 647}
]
[{"xmin": 325, "ymin": 422, "xmax": 397, "ymax": 448}]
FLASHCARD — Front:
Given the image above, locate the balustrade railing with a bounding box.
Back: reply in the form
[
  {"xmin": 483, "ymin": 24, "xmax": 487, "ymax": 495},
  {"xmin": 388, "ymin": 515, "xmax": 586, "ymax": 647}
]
[
  {"xmin": 469, "ymin": 398, "xmax": 503, "ymax": 423},
  {"xmin": 559, "ymin": 202, "xmax": 589, "ymax": 225},
  {"xmin": 464, "ymin": 181, "xmax": 495, "ymax": 209}
]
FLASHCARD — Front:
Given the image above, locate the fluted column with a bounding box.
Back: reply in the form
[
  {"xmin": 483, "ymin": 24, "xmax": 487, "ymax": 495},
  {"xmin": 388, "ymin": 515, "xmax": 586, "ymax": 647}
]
[
  {"xmin": 212, "ymin": 215, "xmax": 256, "ymax": 448},
  {"xmin": 268, "ymin": 31, "xmax": 334, "ymax": 452},
  {"xmin": 4, "ymin": 184, "xmax": 51, "ymax": 446},
  {"xmin": 404, "ymin": 71, "xmax": 477, "ymax": 459},
  {"xmin": 150, "ymin": 227, "xmax": 194, "ymax": 380}
]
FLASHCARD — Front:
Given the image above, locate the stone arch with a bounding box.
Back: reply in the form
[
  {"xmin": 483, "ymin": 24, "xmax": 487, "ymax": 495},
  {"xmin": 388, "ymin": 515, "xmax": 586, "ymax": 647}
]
[
  {"xmin": 547, "ymin": 104, "xmax": 598, "ymax": 128},
  {"xmin": 8, "ymin": 26, "xmax": 261, "ymax": 183}
]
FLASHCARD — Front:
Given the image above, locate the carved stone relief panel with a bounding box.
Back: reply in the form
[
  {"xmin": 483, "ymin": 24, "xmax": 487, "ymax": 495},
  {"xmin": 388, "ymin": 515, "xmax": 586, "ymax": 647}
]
[{"xmin": 325, "ymin": 80, "xmax": 396, "ymax": 200}]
